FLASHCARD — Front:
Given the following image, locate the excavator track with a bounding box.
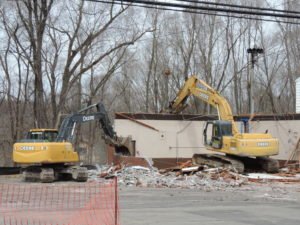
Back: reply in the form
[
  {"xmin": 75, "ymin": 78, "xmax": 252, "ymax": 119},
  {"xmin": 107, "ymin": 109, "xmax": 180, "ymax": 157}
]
[
  {"xmin": 40, "ymin": 168, "xmax": 55, "ymax": 183},
  {"xmin": 192, "ymin": 154, "xmax": 245, "ymax": 173},
  {"xmin": 22, "ymin": 167, "xmax": 55, "ymax": 183},
  {"xmin": 257, "ymin": 157, "xmax": 279, "ymax": 173},
  {"xmin": 192, "ymin": 154, "xmax": 280, "ymax": 173},
  {"xmin": 228, "ymin": 156, "xmax": 279, "ymax": 173},
  {"xmin": 22, "ymin": 165, "xmax": 88, "ymax": 183},
  {"xmin": 61, "ymin": 166, "xmax": 88, "ymax": 182}
]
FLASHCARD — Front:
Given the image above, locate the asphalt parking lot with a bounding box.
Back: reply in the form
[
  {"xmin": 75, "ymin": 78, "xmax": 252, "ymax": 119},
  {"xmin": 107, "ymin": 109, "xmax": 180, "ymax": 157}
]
[
  {"xmin": 1, "ymin": 175, "xmax": 299, "ymax": 225},
  {"xmin": 119, "ymin": 184, "xmax": 300, "ymax": 225}
]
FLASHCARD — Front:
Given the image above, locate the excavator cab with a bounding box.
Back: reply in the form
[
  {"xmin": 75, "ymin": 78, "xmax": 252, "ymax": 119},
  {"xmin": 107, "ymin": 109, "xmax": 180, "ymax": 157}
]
[{"xmin": 203, "ymin": 121, "xmax": 232, "ymax": 149}]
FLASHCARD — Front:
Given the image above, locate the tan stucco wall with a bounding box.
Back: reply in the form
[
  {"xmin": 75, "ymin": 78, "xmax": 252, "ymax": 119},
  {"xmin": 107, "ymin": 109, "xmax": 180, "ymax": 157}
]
[{"xmin": 115, "ymin": 119, "xmax": 300, "ymax": 160}]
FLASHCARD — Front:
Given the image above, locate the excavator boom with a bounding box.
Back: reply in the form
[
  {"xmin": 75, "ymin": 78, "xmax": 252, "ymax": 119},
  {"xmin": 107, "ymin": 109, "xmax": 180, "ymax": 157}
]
[{"xmin": 169, "ymin": 75, "xmax": 238, "ymax": 134}]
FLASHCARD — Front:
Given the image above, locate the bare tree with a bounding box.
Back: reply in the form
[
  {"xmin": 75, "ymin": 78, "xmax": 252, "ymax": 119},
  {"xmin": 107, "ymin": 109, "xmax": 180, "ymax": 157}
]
[
  {"xmin": 12, "ymin": 0, "xmax": 54, "ymax": 127},
  {"xmin": 145, "ymin": 11, "xmax": 159, "ymax": 112},
  {"xmin": 0, "ymin": 8, "xmax": 31, "ymax": 143},
  {"xmin": 45, "ymin": 1, "xmax": 150, "ymax": 125}
]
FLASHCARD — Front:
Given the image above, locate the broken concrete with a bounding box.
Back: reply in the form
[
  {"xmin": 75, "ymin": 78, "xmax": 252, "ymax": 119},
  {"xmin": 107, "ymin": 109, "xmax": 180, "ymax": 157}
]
[
  {"xmin": 89, "ymin": 165, "xmax": 248, "ymax": 190},
  {"xmin": 88, "ymin": 162, "xmax": 300, "ymax": 191}
]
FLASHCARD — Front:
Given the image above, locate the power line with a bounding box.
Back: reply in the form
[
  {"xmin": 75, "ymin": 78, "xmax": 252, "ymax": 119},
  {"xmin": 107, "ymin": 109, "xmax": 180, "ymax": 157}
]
[
  {"xmin": 175, "ymin": 0, "xmax": 300, "ymax": 15},
  {"xmin": 108, "ymin": 0, "xmax": 300, "ymax": 19},
  {"xmin": 85, "ymin": 0, "xmax": 300, "ymax": 25}
]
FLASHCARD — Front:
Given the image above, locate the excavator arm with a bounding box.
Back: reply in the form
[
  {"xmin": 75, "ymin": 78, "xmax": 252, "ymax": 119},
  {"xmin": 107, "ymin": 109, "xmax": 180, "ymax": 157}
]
[
  {"xmin": 168, "ymin": 75, "xmax": 238, "ymax": 135},
  {"xmin": 56, "ymin": 102, "xmax": 117, "ymax": 143},
  {"xmin": 56, "ymin": 102, "xmax": 134, "ymax": 155}
]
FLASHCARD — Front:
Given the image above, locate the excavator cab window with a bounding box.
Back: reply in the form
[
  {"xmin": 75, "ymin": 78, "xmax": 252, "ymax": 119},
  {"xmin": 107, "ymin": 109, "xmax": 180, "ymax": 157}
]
[
  {"xmin": 204, "ymin": 122, "xmax": 222, "ymax": 149},
  {"xmin": 203, "ymin": 123, "xmax": 213, "ymax": 146},
  {"xmin": 27, "ymin": 132, "xmax": 44, "ymax": 141},
  {"xmin": 219, "ymin": 122, "xmax": 233, "ymax": 136},
  {"xmin": 43, "ymin": 131, "xmax": 58, "ymax": 142},
  {"xmin": 203, "ymin": 121, "xmax": 232, "ymax": 149},
  {"xmin": 26, "ymin": 130, "xmax": 58, "ymax": 142}
]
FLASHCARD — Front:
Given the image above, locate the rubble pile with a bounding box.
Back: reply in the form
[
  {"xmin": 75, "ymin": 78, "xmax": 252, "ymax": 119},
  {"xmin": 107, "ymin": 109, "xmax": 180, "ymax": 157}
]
[{"xmin": 88, "ymin": 164, "xmax": 248, "ymax": 190}]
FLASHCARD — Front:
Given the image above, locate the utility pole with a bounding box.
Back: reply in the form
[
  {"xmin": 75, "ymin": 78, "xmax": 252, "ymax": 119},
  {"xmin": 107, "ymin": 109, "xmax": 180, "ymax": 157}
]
[
  {"xmin": 247, "ymin": 47, "xmax": 264, "ymax": 116},
  {"xmin": 164, "ymin": 68, "xmax": 171, "ymax": 109},
  {"xmin": 154, "ymin": 77, "xmax": 158, "ymax": 113}
]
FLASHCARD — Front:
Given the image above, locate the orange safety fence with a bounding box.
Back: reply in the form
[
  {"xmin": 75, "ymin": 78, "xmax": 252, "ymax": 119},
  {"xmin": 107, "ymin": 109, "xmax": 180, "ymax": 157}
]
[{"xmin": 0, "ymin": 178, "xmax": 119, "ymax": 225}]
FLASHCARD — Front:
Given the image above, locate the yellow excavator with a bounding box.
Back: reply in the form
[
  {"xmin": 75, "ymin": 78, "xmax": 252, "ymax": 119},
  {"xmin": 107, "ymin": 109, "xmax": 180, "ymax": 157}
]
[
  {"xmin": 168, "ymin": 75, "xmax": 279, "ymax": 173},
  {"xmin": 13, "ymin": 102, "xmax": 134, "ymax": 182}
]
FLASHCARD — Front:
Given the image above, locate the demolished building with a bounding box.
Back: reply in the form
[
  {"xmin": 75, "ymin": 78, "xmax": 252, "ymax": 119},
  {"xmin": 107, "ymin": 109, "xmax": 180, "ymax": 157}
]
[{"xmin": 109, "ymin": 113, "xmax": 300, "ymax": 169}]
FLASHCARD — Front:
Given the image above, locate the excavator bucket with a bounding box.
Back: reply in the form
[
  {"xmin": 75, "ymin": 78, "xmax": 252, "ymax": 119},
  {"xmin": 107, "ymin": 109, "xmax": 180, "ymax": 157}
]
[{"xmin": 114, "ymin": 136, "xmax": 135, "ymax": 156}]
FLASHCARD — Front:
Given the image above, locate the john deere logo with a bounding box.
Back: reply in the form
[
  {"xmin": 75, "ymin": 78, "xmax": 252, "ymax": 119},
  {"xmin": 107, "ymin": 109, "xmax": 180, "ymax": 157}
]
[
  {"xmin": 83, "ymin": 115, "xmax": 95, "ymax": 121},
  {"xmin": 20, "ymin": 146, "xmax": 34, "ymax": 151},
  {"xmin": 257, "ymin": 142, "xmax": 269, "ymax": 147}
]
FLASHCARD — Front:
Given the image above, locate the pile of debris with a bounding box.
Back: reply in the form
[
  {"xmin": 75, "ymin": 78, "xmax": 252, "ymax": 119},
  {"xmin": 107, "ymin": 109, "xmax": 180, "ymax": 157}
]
[
  {"xmin": 87, "ymin": 159, "xmax": 300, "ymax": 189},
  {"xmin": 88, "ymin": 162, "xmax": 248, "ymax": 190}
]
